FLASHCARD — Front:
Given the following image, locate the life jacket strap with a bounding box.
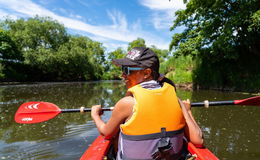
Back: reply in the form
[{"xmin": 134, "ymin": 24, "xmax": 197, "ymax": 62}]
[
  {"xmin": 152, "ymin": 128, "xmax": 174, "ymax": 159},
  {"xmin": 121, "ymin": 127, "xmax": 184, "ymax": 141}
]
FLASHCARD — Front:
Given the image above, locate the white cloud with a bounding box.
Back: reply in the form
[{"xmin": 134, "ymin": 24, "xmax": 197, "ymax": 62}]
[
  {"xmin": 152, "ymin": 11, "xmax": 173, "ymax": 29},
  {"xmin": 107, "ymin": 10, "xmax": 128, "ymax": 32},
  {"xmin": 139, "ymin": 0, "xmax": 186, "ymax": 10},
  {"xmin": 139, "ymin": 0, "xmax": 186, "ymax": 30},
  {"xmin": 0, "ymin": 9, "xmax": 18, "ymax": 20},
  {"xmin": 103, "ymin": 42, "xmax": 128, "ymax": 53}
]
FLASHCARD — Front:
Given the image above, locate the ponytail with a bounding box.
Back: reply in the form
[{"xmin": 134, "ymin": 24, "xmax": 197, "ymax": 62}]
[{"xmin": 157, "ymin": 74, "xmax": 176, "ymax": 91}]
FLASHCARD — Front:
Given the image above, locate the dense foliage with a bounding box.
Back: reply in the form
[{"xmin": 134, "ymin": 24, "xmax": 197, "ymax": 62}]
[
  {"xmin": 0, "ymin": 17, "xmax": 105, "ymax": 81},
  {"xmin": 105, "ymin": 47, "xmax": 126, "ymax": 80},
  {"xmin": 170, "ymin": 0, "xmax": 260, "ymax": 91}
]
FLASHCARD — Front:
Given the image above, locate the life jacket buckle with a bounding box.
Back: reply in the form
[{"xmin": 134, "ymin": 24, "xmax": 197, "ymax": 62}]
[{"xmin": 151, "ymin": 128, "xmax": 173, "ymax": 160}]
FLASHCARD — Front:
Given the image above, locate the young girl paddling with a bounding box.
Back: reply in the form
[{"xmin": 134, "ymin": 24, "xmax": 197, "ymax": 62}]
[{"xmin": 91, "ymin": 47, "xmax": 203, "ymax": 159}]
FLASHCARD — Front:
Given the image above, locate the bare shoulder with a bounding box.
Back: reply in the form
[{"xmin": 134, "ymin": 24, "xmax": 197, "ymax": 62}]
[
  {"xmin": 113, "ymin": 96, "xmax": 134, "ymax": 117},
  {"xmin": 115, "ymin": 96, "xmax": 134, "ymax": 109}
]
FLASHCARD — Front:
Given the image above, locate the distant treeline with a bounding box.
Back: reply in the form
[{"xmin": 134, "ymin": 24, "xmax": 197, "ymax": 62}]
[
  {"xmin": 0, "ymin": 17, "xmax": 105, "ymax": 81},
  {"xmin": 1, "ymin": 0, "xmax": 260, "ymax": 92}
]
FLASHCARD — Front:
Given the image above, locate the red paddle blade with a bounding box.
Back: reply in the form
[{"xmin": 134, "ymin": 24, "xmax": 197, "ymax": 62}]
[
  {"xmin": 234, "ymin": 96, "xmax": 260, "ymax": 106},
  {"xmin": 15, "ymin": 102, "xmax": 61, "ymax": 124}
]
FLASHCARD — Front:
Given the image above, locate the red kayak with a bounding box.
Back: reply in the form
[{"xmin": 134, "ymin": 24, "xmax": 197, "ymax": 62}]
[{"xmin": 80, "ymin": 135, "xmax": 219, "ymax": 160}]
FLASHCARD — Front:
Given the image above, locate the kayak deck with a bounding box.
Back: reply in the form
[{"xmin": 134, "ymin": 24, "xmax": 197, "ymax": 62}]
[
  {"xmin": 80, "ymin": 136, "xmax": 111, "ymax": 160},
  {"xmin": 187, "ymin": 142, "xmax": 219, "ymax": 160},
  {"xmin": 80, "ymin": 135, "xmax": 219, "ymax": 160}
]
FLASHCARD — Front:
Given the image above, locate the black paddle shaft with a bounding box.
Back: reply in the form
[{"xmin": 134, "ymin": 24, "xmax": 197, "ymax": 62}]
[
  {"xmin": 61, "ymin": 107, "xmax": 112, "ymax": 113},
  {"xmin": 60, "ymin": 101, "xmax": 236, "ymax": 112},
  {"xmin": 60, "ymin": 96, "xmax": 259, "ymax": 112},
  {"xmin": 191, "ymin": 100, "xmax": 234, "ymax": 107}
]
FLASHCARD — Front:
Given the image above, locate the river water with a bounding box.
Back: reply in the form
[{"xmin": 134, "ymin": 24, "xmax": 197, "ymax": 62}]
[{"xmin": 0, "ymin": 81, "xmax": 259, "ymax": 160}]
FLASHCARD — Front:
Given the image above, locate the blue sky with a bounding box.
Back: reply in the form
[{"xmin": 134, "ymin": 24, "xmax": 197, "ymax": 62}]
[{"xmin": 0, "ymin": 0, "xmax": 186, "ymax": 52}]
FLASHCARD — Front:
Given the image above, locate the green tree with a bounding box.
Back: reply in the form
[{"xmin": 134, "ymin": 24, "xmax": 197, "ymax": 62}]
[
  {"xmin": 0, "ymin": 29, "xmax": 26, "ymax": 80},
  {"xmin": 84, "ymin": 38, "xmax": 106, "ymax": 79},
  {"xmin": 0, "ymin": 63, "xmax": 4, "ymax": 79},
  {"xmin": 3, "ymin": 16, "xmax": 68, "ymax": 52},
  {"xmin": 105, "ymin": 47, "xmax": 126, "ymax": 79},
  {"xmin": 1, "ymin": 16, "xmax": 70, "ymax": 81},
  {"xmin": 150, "ymin": 45, "xmax": 169, "ymax": 63},
  {"xmin": 0, "ymin": 29, "xmax": 22, "ymax": 61},
  {"xmin": 24, "ymin": 35, "xmax": 105, "ymax": 81},
  {"xmin": 169, "ymin": 0, "xmax": 260, "ymax": 91},
  {"xmin": 170, "ymin": 0, "xmax": 260, "ymax": 59},
  {"xmin": 127, "ymin": 38, "xmax": 146, "ymax": 51},
  {"xmin": 1, "ymin": 16, "xmax": 106, "ymax": 81}
]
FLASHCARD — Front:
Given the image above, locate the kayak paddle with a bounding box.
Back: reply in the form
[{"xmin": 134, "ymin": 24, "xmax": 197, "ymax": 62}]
[
  {"xmin": 191, "ymin": 96, "xmax": 260, "ymax": 108},
  {"xmin": 15, "ymin": 101, "xmax": 113, "ymax": 124},
  {"xmin": 15, "ymin": 96, "xmax": 260, "ymax": 124}
]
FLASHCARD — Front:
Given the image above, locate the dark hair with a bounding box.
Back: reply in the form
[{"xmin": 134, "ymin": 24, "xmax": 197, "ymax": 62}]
[
  {"xmin": 157, "ymin": 74, "xmax": 176, "ymax": 90},
  {"xmin": 151, "ymin": 70, "xmax": 160, "ymax": 80}
]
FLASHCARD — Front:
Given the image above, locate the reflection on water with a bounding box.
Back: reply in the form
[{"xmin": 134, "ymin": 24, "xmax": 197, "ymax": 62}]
[
  {"xmin": 0, "ymin": 81, "xmax": 122, "ymax": 160},
  {"xmin": 0, "ymin": 81, "xmax": 259, "ymax": 160},
  {"xmin": 178, "ymin": 90, "xmax": 260, "ymax": 160}
]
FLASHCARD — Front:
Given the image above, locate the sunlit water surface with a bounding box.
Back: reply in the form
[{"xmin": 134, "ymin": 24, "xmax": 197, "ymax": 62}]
[{"xmin": 0, "ymin": 81, "xmax": 259, "ymax": 160}]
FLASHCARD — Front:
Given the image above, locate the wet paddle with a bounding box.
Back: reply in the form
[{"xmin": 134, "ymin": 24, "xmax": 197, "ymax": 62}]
[{"xmin": 15, "ymin": 96, "xmax": 260, "ymax": 124}]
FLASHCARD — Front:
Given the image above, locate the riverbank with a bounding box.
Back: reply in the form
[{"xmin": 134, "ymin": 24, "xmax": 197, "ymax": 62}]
[
  {"xmin": 175, "ymin": 82, "xmax": 260, "ymax": 95},
  {"xmin": 161, "ymin": 55, "xmax": 260, "ymax": 94}
]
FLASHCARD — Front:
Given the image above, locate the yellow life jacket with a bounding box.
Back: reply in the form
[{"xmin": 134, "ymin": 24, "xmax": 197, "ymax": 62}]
[{"xmin": 120, "ymin": 82, "xmax": 186, "ymax": 135}]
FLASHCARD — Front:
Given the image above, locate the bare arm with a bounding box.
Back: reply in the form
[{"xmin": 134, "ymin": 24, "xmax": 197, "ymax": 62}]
[
  {"xmin": 91, "ymin": 96, "xmax": 134, "ymax": 139},
  {"xmin": 178, "ymin": 98, "xmax": 204, "ymax": 145}
]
